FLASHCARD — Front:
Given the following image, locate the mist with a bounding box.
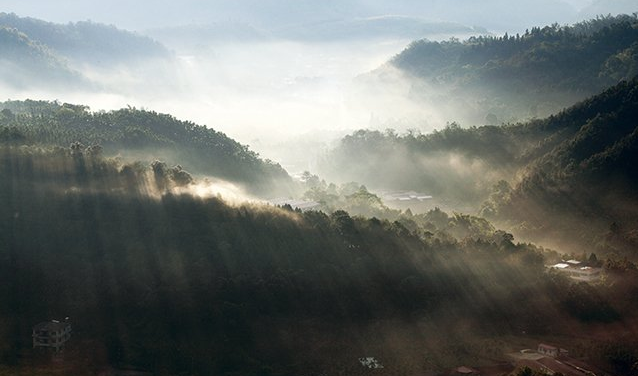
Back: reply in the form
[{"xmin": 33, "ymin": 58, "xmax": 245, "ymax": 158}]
[
  {"xmin": 3, "ymin": 1, "xmax": 636, "ymax": 176},
  {"xmin": 2, "ymin": 27, "xmax": 475, "ymax": 175}
]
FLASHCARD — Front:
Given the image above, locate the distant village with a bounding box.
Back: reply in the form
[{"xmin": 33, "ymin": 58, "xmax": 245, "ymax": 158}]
[{"xmin": 446, "ymin": 343, "xmax": 604, "ymax": 376}]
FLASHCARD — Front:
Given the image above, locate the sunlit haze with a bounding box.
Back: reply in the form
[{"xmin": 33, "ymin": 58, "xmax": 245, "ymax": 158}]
[{"xmin": 3, "ymin": 0, "xmax": 636, "ymax": 173}]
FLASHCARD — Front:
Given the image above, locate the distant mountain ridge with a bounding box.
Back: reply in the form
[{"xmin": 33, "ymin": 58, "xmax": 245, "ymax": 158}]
[
  {"xmin": 0, "ymin": 12, "xmax": 169, "ymax": 64},
  {"xmin": 148, "ymin": 16, "xmax": 486, "ymax": 47},
  {"xmin": 0, "ymin": 13, "xmax": 172, "ymax": 89},
  {"xmin": 0, "ymin": 25, "xmax": 86, "ymax": 88}
]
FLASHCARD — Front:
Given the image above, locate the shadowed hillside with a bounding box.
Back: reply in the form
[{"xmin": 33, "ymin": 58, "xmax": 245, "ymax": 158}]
[{"xmin": 1, "ymin": 144, "xmax": 636, "ymax": 375}]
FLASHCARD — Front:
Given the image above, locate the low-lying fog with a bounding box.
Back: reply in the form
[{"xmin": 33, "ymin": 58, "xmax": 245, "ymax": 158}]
[
  {"xmin": 5, "ymin": 35, "xmax": 468, "ymax": 174},
  {"xmin": 4, "ymin": 0, "xmax": 637, "ymax": 175}
]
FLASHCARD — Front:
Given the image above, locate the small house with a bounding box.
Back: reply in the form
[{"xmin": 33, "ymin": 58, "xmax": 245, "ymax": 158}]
[
  {"xmin": 537, "ymin": 343, "xmax": 558, "ymax": 358},
  {"xmin": 32, "ymin": 318, "xmax": 72, "ymax": 352}
]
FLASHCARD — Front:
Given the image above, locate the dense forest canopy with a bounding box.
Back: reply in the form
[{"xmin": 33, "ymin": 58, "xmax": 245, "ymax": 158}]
[
  {"xmin": 1, "ymin": 144, "xmax": 636, "ymax": 375},
  {"xmin": 0, "ymin": 100, "xmax": 293, "ymax": 197},
  {"xmin": 394, "ymin": 14, "xmax": 638, "ymax": 88},
  {"xmin": 320, "ymin": 77, "xmax": 638, "ymax": 256},
  {"xmin": 376, "ymin": 14, "xmax": 638, "ymax": 124}
]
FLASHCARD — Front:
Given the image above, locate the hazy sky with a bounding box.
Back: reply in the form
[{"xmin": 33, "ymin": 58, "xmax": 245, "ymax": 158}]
[{"xmin": 2, "ymin": 0, "xmax": 635, "ymax": 32}]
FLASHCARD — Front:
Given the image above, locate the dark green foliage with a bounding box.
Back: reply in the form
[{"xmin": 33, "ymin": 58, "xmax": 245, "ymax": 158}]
[
  {"xmin": 391, "ymin": 14, "xmax": 638, "ymax": 121},
  {"xmin": 0, "ymin": 100, "xmax": 292, "ymax": 196},
  {"xmin": 395, "ymin": 14, "xmax": 638, "ymax": 90},
  {"xmin": 0, "ymin": 145, "xmax": 623, "ymax": 374},
  {"xmin": 492, "ymin": 78, "xmax": 638, "ymax": 254},
  {"xmin": 322, "ymin": 77, "xmax": 638, "ymax": 256}
]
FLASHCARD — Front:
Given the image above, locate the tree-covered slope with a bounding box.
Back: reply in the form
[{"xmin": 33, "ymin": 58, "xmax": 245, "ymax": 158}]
[
  {"xmin": 382, "ymin": 14, "xmax": 638, "ymax": 123},
  {"xmin": 321, "ymin": 78, "xmax": 638, "ymax": 254},
  {"xmin": 1, "ymin": 144, "xmax": 635, "ymax": 375},
  {"xmin": 0, "ymin": 100, "xmax": 292, "ymax": 196},
  {"xmin": 394, "ymin": 14, "xmax": 638, "ymax": 90},
  {"xmin": 0, "ymin": 26, "xmax": 84, "ymax": 88},
  {"xmin": 0, "ymin": 12, "xmax": 169, "ymax": 64},
  {"xmin": 485, "ymin": 79, "xmax": 638, "ymax": 253},
  {"xmin": 0, "ymin": 13, "xmax": 173, "ymax": 89}
]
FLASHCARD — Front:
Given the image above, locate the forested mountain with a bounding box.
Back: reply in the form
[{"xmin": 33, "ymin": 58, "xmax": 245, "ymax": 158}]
[
  {"xmin": 320, "ymin": 78, "xmax": 638, "ymax": 256},
  {"xmin": 1, "ymin": 144, "xmax": 636, "ymax": 375},
  {"xmin": 0, "ymin": 100, "xmax": 292, "ymax": 196},
  {"xmin": 0, "ymin": 12, "xmax": 169, "ymax": 65},
  {"xmin": 374, "ymin": 14, "xmax": 638, "ymax": 124},
  {"xmin": 484, "ymin": 79, "xmax": 638, "ymax": 255},
  {"xmin": 0, "ymin": 26, "xmax": 85, "ymax": 88},
  {"xmin": 0, "ymin": 13, "xmax": 173, "ymax": 89}
]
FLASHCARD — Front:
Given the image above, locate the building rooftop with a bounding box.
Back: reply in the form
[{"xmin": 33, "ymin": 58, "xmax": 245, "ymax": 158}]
[
  {"xmin": 33, "ymin": 320, "xmax": 70, "ymax": 332},
  {"xmin": 538, "ymin": 343, "xmax": 558, "ymax": 350},
  {"xmin": 552, "ymin": 263, "xmax": 570, "ymax": 269}
]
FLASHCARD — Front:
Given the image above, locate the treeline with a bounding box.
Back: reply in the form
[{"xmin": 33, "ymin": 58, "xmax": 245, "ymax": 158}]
[
  {"xmin": 0, "ymin": 100, "xmax": 293, "ymax": 196},
  {"xmin": 395, "ymin": 14, "xmax": 638, "ymax": 90},
  {"xmin": 388, "ymin": 14, "xmax": 638, "ymax": 122},
  {"xmin": 0, "ymin": 145, "xmax": 634, "ymax": 375},
  {"xmin": 320, "ymin": 77, "xmax": 638, "ymax": 256}
]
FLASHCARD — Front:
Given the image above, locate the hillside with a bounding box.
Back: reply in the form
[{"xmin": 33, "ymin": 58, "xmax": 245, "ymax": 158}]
[
  {"xmin": 375, "ymin": 14, "xmax": 638, "ymax": 124},
  {"xmin": 1, "ymin": 144, "xmax": 636, "ymax": 375},
  {"xmin": 0, "ymin": 26, "xmax": 85, "ymax": 88},
  {"xmin": 0, "ymin": 100, "xmax": 292, "ymax": 196},
  {"xmin": 0, "ymin": 12, "xmax": 169, "ymax": 65},
  {"xmin": 320, "ymin": 78, "xmax": 638, "ymax": 255},
  {"xmin": 0, "ymin": 13, "xmax": 174, "ymax": 90},
  {"xmin": 486, "ymin": 79, "xmax": 638, "ymax": 254}
]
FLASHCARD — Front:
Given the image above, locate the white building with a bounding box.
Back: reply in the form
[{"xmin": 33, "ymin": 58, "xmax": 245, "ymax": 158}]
[
  {"xmin": 550, "ymin": 262, "xmax": 602, "ymax": 282},
  {"xmin": 32, "ymin": 318, "xmax": 72, "ymax": 352}
]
